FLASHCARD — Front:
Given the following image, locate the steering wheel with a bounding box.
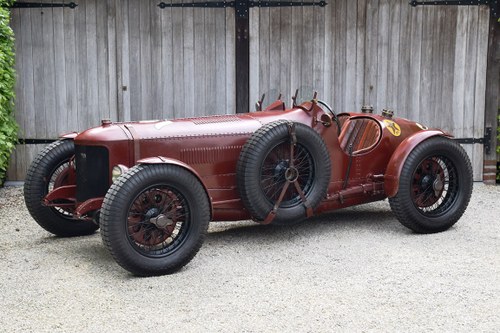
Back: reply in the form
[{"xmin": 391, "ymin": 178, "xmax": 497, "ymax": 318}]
[{"xmin": 317, "ymin": 100, "xmax": 341, "ymax": 134}]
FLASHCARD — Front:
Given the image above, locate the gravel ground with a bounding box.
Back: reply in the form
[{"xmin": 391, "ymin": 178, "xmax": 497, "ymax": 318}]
[{"xmin": 0, "ymin": 183, "xmax": 499, "ymax": 332}]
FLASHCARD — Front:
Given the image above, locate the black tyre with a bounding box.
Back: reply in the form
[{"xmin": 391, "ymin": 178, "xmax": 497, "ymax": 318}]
[
  {"xmin": 237, "ymin": 120, "xmax": 331, "ymax": 224},
  {"xmin": 100, "ymin": 164, "xmax": 210, "ymax": 276},
  {"xmin": 389, "ymin": 136, "xmax": 473, "ymax": 233},
  {"xmin": 24, "ymin": 140, "xmax": 99, "ymax": 237}
]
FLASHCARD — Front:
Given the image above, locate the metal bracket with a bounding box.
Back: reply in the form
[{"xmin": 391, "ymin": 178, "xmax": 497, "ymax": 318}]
[
  {"xmin": 454, "ymin": 127, "xmax": 492, "ymax": 154},
  {"xmin": 409, "ymin": 0, "xmax": 500, "ymax": 17},
  {"xmin": 159, "ymin": 0, "xmax": 327, "ymax": 18},
  {"xmin": 9, "ymin": 2, "xmax": 78, "ymax": 9}
]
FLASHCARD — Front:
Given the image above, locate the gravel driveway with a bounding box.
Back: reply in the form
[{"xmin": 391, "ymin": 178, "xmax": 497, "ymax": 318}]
[{"xmin": 0, "ymin": 183, "xmax": 499, "ymax": 332}]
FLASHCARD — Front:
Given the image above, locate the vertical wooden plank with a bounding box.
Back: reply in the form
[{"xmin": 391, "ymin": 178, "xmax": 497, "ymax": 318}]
[
  {"xmin": 75, "ymin": 0, "xmax": 89, "ymax": 128},
  {"xmin": 452, "ymin": 7, "xmax": 467, "ymax": 139},
  {"xmin": 439, "ymin": 7, "xmax": 457, "ymax": 130},
  {"xmin": 96, "ymin": 0, "xmax": 110, "ymax": 121},
  {"xmin": 279, "ymin": 6, "xmax": 291, "ymax": 103},
  {"xmin": 376, "ymin": 0, "xmax": 389, "ymax": 111},
  {"xmin": 364, "ymin": 0, "xmax": 379, "ymax": 110},
  {"xmin": 398, "ymin": 0, "xmax": 412, "ymax": 117},
  {"xmin": 107, "ymin": 0, "xmax": 118, "ymax": 122},
  {"xmin": 312, "ymin": 3, "xmax": 325, "ymax": 99},
  {"xmin": 182, "ymin": 7, "xmax": 195, "ymax": 117},
  {"xmin": 214, "ymin": 8, "xmax": 226, "ymax": 114},
  {"xmin": 323, "ymin": 0, "xmax": 333, "ymax": 105},
  {"xmin": 290, "ymin": 5, "xmax": 302, "ymax": 101},
  {"xmin": 53, "ymin": 5, "xmax": 68, "ymax": 136},
  {"xmin": 203, "ymin": 9, "xmax": 215, "ymax": 115},
  {"xmin": 302, "ymin": 4, "xmax": 313, "ymax": 92},
  {"xmin": 150, "ymin": 0, "xmax": 163, "ymax": 120},
  {"xmin": 160, "ymin": 5, "xmax": 174, "ymax": 118},
  {"xmin": 139, "ymin": 0, "xmax": 152, "ymax": 120},
  {"xmin": 30, "ymin": 7, "xmax": 47, "ymax": 139},
  {"xmin": 355, "ymin": 0, "xmax": 367, "ymax": 111},
  {"xmin": 225, "ymin": 8, "xmax": 236, "ymax": 114},
  {"xmin": 408, "ymin": 5, "xmax": 423, "ymax": 122},
  {"xmin": 259, "ymin": 8, "xmax": 270, "ymax": 98},
  {"xmin": 84, "ymin": 0, "xmax": 99, "ymax": 128},
  {"xmin": 249, "ymin": 8, "xmax": 260, "ymax": 109},
  {"xmin": 127, "ymin": 0, "xmax": 141, "ymax": 120},
  {"xmin": 472, "ymin": 6, "xmax": 490, "ymax": 181},
  {"xmin": 333, "ymin": 0, "xmax": 346, "ymax": 111},
  {"xmin": 387, "ymin": 0, "xmax": 401, "ymax": 112},
  {"xmin": 430, "ymin": 6, "xmax": 444, "ymax": 129},
  {"xmin": 171, "ymin": 4, "xmax": 184, "ymax": 118},
  {"xmin": 63, "ymin": 3, "xmax": 78, "ymax": 131},
  {"xmin": 419, "ymin": 7, "xmax": 433, "ymax": 126},
  {"xmin": 117, "ymin": 0, "xmax": 131, "ymax": 121},
  {"xmin": 269, "ymin": 7, "xmax": 281, "ymax": 95},
  {"xmin": 194, "ymin": 7, "xmax": 207, "ymax": 113},
  {"xmin": 345, "ymin": 0, "xmax": 357, "ymax": 110},
  {"xmin": 41, "ymin": 6, "xmax": 57, "ymax": 137}
]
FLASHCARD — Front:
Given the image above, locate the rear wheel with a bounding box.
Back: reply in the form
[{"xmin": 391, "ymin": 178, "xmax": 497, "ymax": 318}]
[
  {"xmin": 24, "ymin": 140, "xmax": 99, "ymax": 237},
  {"xmin": 389, "ymin": 137, "xmax": 473, "ymax": 233},
  {"xmin": 100, "ymin": 164, "xmax": 210, "ymax": 276}
]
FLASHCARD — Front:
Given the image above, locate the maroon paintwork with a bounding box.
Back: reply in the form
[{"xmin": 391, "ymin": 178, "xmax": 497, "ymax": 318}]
[{"xmin": 43, "ymin": 99, "xmax": 448, "ymax": 223}]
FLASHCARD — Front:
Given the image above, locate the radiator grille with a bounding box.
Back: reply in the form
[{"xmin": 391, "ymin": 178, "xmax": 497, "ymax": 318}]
[{"xmin": 75, "ymin": 145, "xmax": 110, "ymax": 202}]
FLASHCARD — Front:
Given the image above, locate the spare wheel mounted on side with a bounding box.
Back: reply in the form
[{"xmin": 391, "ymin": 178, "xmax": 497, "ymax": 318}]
[{"xmin": 237, "ymin": 120, "xmax": 331, "ymax": 224}]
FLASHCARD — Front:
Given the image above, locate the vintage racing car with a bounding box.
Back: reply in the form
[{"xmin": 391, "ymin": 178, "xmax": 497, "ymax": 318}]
[{"xmin": 24, "ymin": 92, "xmax": 473, "ymax": 276}]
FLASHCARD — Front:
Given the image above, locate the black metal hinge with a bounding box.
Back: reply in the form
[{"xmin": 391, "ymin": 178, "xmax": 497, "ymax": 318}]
[
  {"xmin": 454, "ymin": 127, "xmax": 493, "ymax": 154},
  {"xmin": 9, "ymin": 2, "xmax": 78, "ymax": 9},
  {"xmin": 410, "ymin": 0, "xmax": 500, "ymax": 17},
  {"xmin": 17, "ymin": 138, "xmax": 57, "ymax": 145},
  {"xmin": 159, "ymin": 1, "xmax": 327, "ymax": 18}
]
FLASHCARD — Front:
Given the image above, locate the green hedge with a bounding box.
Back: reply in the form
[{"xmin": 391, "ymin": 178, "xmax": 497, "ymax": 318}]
[{"xmin": 0, "ymin": 0, "xmax": 17, "ymax": 186}]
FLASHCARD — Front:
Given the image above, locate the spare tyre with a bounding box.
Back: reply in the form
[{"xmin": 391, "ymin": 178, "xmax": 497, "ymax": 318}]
[{"xmin": 237, "ymin": 120, "xmax": 331, "ymax": 224}]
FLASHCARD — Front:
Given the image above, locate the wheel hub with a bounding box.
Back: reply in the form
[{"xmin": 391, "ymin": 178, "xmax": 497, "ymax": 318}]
[
  {"xmin": 285, "ymin": 167, "xmax": 299, "ymax": 182},
  {"xmin": 150, "ymin": 214, "xmax": 174, "ymax": 229}
]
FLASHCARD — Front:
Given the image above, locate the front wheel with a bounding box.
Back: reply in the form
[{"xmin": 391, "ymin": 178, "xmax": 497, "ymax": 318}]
[
  {"xmin": 100, "ymin": 164, "xmax": 210, "ymax": 276},
  {"xmin": 389, "ymin": 136, "xmax": 473, "ymax": 233}
]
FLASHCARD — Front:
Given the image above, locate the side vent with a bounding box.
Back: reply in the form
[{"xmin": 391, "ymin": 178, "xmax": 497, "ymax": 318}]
[{"xmin": 181, "ymin": 146, "xmax": 243, "ymax": 165}]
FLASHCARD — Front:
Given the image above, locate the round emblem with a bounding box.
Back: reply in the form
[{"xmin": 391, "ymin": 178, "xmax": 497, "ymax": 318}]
[{"xmin": 383, "ymin": 119, "xmax": 401, "ymax": 137}]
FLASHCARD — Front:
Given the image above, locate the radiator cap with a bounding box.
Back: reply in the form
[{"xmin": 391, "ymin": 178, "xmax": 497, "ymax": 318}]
[{"xmin": 381, "ymin": 109, "xmax": 394, "ymax": 119}]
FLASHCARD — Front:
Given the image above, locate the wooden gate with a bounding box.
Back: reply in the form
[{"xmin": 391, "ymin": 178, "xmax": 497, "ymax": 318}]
[
  {"xmin": 7, "ymin": 0, "xmax": 490, "ymax": 181},
  {"xmin": 7, "ymin": 0, "xmax": 235, "ymax": 180},
  {"xmin": 249, "ymin": 0, "xmax": 489, "ymax": 181}
]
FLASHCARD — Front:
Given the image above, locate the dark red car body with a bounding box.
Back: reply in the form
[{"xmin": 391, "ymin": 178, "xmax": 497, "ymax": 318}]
[{"xmin": 25, "ymin": 96, "xmax": 473, "ymax": 276}]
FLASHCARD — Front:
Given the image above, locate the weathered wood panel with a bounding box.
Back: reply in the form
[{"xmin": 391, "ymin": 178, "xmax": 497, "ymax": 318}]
[
  {"xmin": 7, "ymin": 0, "xmax": 490, "ymax": 181},
  {"xmin": 8, "ymin": 0, "xmax": 235, "ymax": 180},
  {"xmin": 250, "ymin": 1, "xmax": 490, "ymax": 180}
]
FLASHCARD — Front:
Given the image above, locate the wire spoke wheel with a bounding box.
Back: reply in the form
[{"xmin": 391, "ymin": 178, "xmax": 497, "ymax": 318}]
[
  {"xmin": 389, "ymin": 137, "xmax": 472, "ymax": 234},
  {"xmin": 411, "ymin": 156, "xmax": 458, "ymax": 216},
  {"xmin": 127, "ymin": 185, "xmax": 190, "ymax": 257},
  {"xmin": 260, "ymin": 140, "xmax": 314, "ymax": 208},
  {"xmin": 100, "ymin": 164, "xmax": 210, "ymax": 276}
]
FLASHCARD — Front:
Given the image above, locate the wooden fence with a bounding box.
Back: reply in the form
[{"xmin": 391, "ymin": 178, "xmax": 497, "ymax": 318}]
[{"xmin": 7, "ymin": 0, "xmax": 490, "ymax": 180}]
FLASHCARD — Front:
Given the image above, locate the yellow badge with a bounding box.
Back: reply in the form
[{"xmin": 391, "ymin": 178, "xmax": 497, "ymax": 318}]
[{"xmin": 383, "ymin": 120, "xmax": 401, "ymax": 137}]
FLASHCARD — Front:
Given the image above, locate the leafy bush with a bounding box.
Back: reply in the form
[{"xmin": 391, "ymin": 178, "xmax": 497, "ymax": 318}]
[{"xmin": 0, "ymin": 0, "xmax": 17, "ymax": 186}]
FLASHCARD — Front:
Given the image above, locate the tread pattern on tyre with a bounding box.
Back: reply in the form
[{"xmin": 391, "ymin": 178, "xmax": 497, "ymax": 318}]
[
  {"xmin": 24, "ymin": 140, "xmax": 99, "ymax": 237},
  {"xmin": 237, "ymin": 120, "xmax": 331, "ymax": 224},
  {"xmin": 100, "ymin": 164, "xmax": 210, "ymax": 276},
  {"xmin": 389, "ymin": 136, "xmax": 473, "ymax": 234}
]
